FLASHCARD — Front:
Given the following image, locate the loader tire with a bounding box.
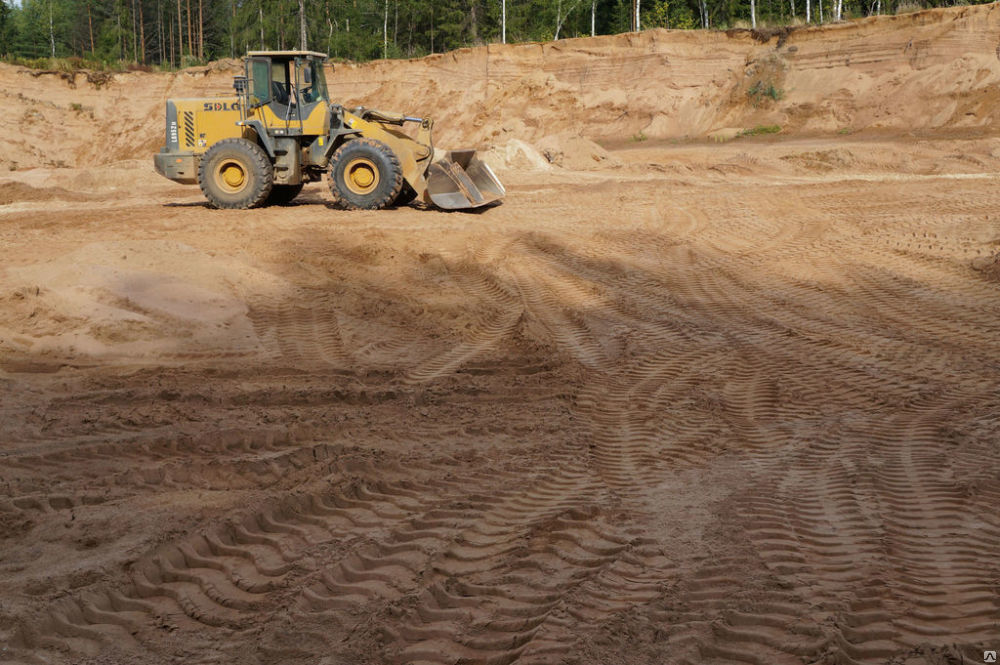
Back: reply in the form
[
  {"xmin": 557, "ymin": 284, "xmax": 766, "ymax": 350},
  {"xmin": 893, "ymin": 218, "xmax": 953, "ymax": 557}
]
[
  {"xmin": 266, "ymin": 183, "xmax": 304, "ymax": 206},
  {"xmin": 328, "ymin": 138, "xmax": 403, "ymax": 210},
  {"xmin": 198, "ymin": 138, "xmax": 273, "ymax": 210}
]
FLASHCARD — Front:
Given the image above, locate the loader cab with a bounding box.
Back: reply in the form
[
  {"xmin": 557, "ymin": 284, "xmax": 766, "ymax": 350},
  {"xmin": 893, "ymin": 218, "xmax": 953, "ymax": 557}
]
[{"xmin": 243, "ymin": 51, "xmax": 329, "ymax": 133}]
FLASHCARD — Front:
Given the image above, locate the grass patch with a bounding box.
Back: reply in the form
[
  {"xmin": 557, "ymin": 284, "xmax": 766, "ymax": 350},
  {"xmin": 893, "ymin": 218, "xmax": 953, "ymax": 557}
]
[
  {"xmin": 3, "ymin": 56, "xmax": 51, "ymax": 70},
  {"xmin": 740, "ymin": 124, "xmax": 782, "ymax": 137},
  {"xmin": 631, "ymin": 131, "xmax": 648, "ymax": 142}
]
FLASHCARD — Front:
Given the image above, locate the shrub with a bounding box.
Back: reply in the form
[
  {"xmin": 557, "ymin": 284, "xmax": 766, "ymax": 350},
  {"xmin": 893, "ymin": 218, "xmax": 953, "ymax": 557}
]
[
  {"xmin": 747, "ymin": 80, "xmax": 785, "ymax": 104},
  {"xmin": 741, "ymin": 124, "xmax": 782, "ymax": 136}
]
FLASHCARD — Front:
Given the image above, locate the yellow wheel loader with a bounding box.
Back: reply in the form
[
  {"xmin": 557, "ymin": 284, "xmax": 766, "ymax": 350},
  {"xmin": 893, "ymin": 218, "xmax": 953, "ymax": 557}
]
[{"xmin": 153, "ymin": 51, "xmax": 504, "ymax": 211}]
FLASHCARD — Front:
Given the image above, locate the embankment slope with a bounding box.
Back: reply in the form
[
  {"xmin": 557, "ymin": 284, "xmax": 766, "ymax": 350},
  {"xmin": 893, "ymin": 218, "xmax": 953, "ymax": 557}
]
[{"xmin": 2, "ymin": 2, "xmax": 999, "ymax": 171}]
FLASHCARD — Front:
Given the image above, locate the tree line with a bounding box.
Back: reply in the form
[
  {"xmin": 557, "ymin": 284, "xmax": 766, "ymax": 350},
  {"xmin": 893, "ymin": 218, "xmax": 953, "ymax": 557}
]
[{"xmin": 0, "ymin": 0, "xmax": 989, "ymax": 67}]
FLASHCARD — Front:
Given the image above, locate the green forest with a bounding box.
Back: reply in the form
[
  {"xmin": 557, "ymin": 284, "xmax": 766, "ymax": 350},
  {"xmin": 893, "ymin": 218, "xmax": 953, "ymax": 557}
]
[{"xmin": 0, "ymin": 0, "xmax": 990, "ymax": 67}]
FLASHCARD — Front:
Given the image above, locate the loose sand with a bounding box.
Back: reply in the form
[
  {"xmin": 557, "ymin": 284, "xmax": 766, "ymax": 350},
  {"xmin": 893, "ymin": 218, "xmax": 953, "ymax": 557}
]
[{"xmin": 1, "ymin": 5, "xmax": 999, "ymax": 665}]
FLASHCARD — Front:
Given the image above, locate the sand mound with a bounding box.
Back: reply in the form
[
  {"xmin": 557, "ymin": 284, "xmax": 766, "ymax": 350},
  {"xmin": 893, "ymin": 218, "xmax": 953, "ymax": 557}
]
[
  {"xmin": 0, "ymin": 162, "xmax": 167, "ymax": 201},
  {"xmin": 481, "ymin": 138, "xmax": 552, "ymax": 171},
  {"xmin": 535, "ymin": 133, "xmax": 621, "ymax": 170},
  {"xmin": 0, "ymin": 241, "xmax": 288, "ymax": 363},
  {"xmin": 0, "ymin": 181, "xmax": 91, "ymax": 205},
  {"xmin": 480, "ymin": 133, "xmax": 619, "ymax": 172}
]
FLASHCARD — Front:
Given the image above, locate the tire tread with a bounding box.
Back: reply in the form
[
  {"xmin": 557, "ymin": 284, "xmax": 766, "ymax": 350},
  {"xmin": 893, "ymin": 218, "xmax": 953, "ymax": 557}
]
[
  {"xmin": 198, "ymin": 138, "xmax": 274, "ymax": 210},
  {"xmin": 327, "ymin": 138, "xmax": 404, "ymax": 211}
]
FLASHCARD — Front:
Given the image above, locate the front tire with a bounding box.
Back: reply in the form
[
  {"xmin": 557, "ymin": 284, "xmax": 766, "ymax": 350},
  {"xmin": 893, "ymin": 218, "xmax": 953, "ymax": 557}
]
[
  {"xmin": 328, "ymin": 138, "xmax": 403, "ymax": 210},
  {"xmin": 198, "ymin": 138, "xmax": 273, "ymax": 209}
]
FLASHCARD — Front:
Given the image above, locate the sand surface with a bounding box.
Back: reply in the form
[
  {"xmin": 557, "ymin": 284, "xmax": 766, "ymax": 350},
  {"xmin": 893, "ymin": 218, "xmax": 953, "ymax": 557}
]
[{"xmin": 2, "ymin": 5, "xmax": 1000, "ymax": 665}]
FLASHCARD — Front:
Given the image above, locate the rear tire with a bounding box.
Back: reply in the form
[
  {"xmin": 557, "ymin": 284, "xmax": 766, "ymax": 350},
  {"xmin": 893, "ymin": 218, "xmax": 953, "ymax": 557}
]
[
  {"xmin": 328, "ymin": 138, "xmax": 403, "ymax": 210},
  {"xmin": 266, "ymin": 183, "xmax": 304, "ymax": 206},
  {"xmin": 198, "ymin": 138, "xmax": 273, "ymax": 209}
]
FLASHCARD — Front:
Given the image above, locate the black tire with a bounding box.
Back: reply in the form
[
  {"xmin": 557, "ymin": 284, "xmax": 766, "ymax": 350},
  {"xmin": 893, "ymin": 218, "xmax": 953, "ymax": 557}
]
[
  {"xmin": 266, "ymin": 183, "xmax": 304, "ymax": 206},
  {"xmin": 393, "ymin": 182, "xmax": 418, "ymax": 207},
  {"xmin": 198, "ymin": 138, "xmax": 273, "ymax": 209},
  {"xmin": 328, "ymin": 138, "xmax": 403, "ymax": 210}
]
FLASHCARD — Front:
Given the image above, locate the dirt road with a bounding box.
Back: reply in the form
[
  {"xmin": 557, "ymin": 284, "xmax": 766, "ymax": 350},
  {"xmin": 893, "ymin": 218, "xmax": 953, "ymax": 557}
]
[
  {"xmin": 2, "ymin": 131, "xmax": 999, "ymax": 664},
  {"xmin": 3, "ymin": 4, "xmax": 1000, "ymax": 664}
]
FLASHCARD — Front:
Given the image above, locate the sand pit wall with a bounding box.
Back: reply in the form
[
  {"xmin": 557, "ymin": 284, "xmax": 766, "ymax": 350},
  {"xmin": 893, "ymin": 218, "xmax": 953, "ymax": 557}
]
[
  {"xmin": 0, "ymin": 61, "xmax": 242, "ymax": 171},
  {"xmin": 340, "ymin": 4, "xmax": 1000, "ymax": 144},
  {"xmin": 2, "ymin": 2, "xmax": 999, "ymax": 171}
]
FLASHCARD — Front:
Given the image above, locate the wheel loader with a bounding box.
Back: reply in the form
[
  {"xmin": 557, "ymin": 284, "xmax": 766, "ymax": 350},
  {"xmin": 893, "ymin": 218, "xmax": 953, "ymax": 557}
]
[{"xmin": 153, "ymin": 50, "xmax": 504, "ymax": 211}]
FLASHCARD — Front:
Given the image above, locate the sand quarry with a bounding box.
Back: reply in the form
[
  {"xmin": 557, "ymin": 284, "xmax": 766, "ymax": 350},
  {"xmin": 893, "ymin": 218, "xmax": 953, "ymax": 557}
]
[{"xmin": 2, "ymin": 5, "xmax": 1000, "ymax": 665}]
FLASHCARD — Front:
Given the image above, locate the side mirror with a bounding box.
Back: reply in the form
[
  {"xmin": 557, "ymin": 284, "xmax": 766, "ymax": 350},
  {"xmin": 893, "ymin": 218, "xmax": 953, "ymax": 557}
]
[{"xmin": 303, "ymin": 67, "xmax": 313, "ymax": 85}]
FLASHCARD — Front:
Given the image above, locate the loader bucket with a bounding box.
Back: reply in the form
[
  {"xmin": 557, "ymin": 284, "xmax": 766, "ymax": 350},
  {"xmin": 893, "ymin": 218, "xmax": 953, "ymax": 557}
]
[{"xmin": 426, "ymin": 149, "xmax": 505, "ymax": 210}]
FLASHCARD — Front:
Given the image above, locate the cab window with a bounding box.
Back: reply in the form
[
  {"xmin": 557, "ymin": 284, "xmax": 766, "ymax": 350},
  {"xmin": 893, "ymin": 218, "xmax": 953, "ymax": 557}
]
[
  {"xmin": 250, "ymin": 59, "xmax": 271, "ymax": 105},
  {"xmin": 301, "ymin": 60, "xmax": 328, "ymax": 104},
  {"xmin": 270, "ymin": 61, "xmax": 290, "ymax": 105}
]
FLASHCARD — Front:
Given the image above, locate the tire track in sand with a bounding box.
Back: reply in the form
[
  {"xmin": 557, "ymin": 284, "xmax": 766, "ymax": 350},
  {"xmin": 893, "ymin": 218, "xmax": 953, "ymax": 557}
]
[{"xmin": 9, "ymin": 456, "xmax": 499, "ymax": 662}]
